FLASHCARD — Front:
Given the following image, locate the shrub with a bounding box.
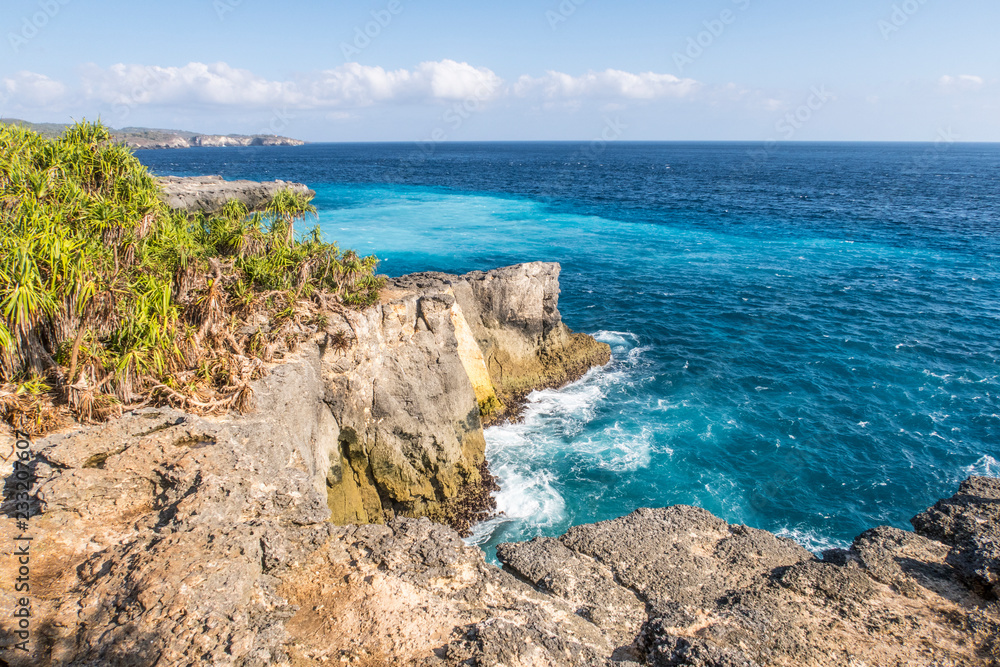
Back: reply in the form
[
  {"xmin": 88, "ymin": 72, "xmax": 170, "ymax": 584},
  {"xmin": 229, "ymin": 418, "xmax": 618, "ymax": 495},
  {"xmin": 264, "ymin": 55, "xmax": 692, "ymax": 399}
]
[{"xmin": 0, "ymin": 120, "xmax": 384, "ymax": 431}]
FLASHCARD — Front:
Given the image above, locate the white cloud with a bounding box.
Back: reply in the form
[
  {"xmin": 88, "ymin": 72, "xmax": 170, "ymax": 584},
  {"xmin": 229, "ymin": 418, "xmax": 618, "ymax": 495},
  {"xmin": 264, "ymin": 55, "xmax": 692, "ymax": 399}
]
[
  {"xmin": 72, "ymin": 59, "xmax": 503, "ymax": 110},
  {"xmin": 938, "ymin": 74, "xmax": 985, "ymax": 89},
  {"xmin": 514, "ymin": 69, "xmax": 699, "ymax": 101},
  {"xmin": 304, "ymin": 60, "xmax": 503, "ymax": 107},
  {"xmin": 3, "ymin": 61, "xmax": 705, "ymax": 117},
  {"xmin": 79, "ymin": 62, "xmax": 299, "ymax": 108},
  {"xmin": 1, "ymin": 71, "xmax": 67, "ymax": 106}
]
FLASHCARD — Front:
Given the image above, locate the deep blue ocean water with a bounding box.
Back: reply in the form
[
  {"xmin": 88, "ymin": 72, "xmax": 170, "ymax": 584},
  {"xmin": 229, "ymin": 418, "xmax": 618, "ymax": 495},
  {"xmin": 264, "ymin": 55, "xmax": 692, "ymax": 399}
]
[{"xmin": 139, "ymin": 142, "xmax": 1000, "ymax": 562}]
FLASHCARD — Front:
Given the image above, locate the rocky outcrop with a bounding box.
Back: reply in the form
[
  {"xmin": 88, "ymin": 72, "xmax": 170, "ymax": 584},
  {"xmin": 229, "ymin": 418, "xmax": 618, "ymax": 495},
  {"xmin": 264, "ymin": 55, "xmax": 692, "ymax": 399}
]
[
  {"xmin": 186, "ymin": 135, "xmax": 305, "ymax": 148},
  {"xmin": 322, "ymin": 262, "xmax": 610, "ymax": 529},
  {"xmin": 392, "ymin": 264, "xmax": 611, "ymax": 423},
  {"xmin": 912, "ymin": 476, "xmax": 1000, "ymax": 600},
  {"xmin": 4, "ymin": 414, "xmax": 998, "ymax": 667},
  {"xmin": 493, "ymin": 496, "xmax": 1000, "ymax": 666},
  {"xmin": 0, "ymin": 261, "xmax": 613, "ymax": 665},
  {"xmin": 123, "ymin": 133, "xmax": 305, "ymax": 150},
  {"xmin": 158, "ymin": 175, "xmax": 316, "ymax": 214}
]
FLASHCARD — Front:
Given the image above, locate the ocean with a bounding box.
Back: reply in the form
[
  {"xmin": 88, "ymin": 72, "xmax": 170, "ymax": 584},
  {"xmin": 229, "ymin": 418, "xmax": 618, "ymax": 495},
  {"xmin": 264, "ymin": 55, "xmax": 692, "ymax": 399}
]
[{"xmin": 138, "ymin": 141, "xmax": 1000, "ymax": 563}]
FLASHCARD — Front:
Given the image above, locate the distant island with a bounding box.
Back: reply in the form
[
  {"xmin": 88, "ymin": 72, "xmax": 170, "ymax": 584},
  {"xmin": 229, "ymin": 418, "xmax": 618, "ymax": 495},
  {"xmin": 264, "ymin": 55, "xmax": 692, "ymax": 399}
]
[{"xmin": 0, "ymin": 118, "xmax": 306, "ymax": 149}]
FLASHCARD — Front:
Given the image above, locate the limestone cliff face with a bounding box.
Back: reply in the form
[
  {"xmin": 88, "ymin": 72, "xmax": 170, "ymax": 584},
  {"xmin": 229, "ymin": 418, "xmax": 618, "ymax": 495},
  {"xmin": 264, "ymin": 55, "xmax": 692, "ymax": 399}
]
[
  {"xmin": 320, "ymin": 262, "xmax": 611, "ymax": 529},
  {"xmin": 393, "ymin": 262, "xmax": 612, "ymax": 423},
  {"xmin": 0, "ymin": 262, "xmax": 610, "ymax": 665},
  {"xmin": 124, "ymin": 134, "xmax": 305, "ymax": 150},
  {"xmin": 188, "ymin": 135, "xmax": 306, "ymax": 148},
  {"xmin": 318, "ymin": 288, "xmax": 489, "ymax": 530}
]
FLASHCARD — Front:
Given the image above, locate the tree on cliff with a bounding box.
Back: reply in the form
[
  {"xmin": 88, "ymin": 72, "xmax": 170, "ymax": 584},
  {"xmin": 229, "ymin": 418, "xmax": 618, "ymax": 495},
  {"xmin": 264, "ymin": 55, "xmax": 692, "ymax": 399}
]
[
  {"xmin": 266, "ymin": 187, "xmax": 316, "ymax": 245},
  {"xmin": 0, "ymin": 120, "xmax": 384, "ymax": 435}
]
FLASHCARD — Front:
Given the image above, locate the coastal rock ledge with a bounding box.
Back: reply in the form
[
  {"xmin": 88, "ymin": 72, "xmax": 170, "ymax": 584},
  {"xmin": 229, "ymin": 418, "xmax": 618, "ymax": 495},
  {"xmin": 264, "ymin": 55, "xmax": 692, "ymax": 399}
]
[
  {"xmin": 158, "ymin": 175, "xmax": 316, "ymax": 214},
  {"xmin": 1, "ymin": 265, "xmax": 996, "ymax": 666}
]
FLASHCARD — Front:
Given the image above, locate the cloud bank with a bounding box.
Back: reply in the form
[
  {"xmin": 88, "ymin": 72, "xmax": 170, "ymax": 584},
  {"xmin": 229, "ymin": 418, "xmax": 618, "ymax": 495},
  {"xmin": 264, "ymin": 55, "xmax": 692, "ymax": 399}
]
[
  {"xmin": 514, "ymin": 69, "xmax": 699, "ymax": 100},
  {"xmin": 3, "ymin": 60, "xmax": 701, "ymax": 113}
]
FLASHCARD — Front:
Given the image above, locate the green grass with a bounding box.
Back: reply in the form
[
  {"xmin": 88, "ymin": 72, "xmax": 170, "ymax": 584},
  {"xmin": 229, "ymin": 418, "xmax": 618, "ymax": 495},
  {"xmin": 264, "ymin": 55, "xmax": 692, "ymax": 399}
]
[{"xmin": 0, "ymin": 120, "xmax": 383, "ymax": 434}]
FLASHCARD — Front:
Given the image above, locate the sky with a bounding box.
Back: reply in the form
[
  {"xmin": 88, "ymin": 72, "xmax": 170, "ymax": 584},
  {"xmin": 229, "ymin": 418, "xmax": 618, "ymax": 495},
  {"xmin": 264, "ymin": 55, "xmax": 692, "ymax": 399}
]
[{"xmin": 1, "ymin": 0, "xmax": 998, "ymax": 142}]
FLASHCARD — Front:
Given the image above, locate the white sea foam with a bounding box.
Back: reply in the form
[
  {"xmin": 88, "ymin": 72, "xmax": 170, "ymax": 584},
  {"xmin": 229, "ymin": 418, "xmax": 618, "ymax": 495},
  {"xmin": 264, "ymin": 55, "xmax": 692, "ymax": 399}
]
[
  {"xmin": 571, "ymin": 423, "xmax": 657, "ymax": 473},
  {"xmin": 466, "ymin": 330, "xmax": 649, "ymax": 549},
  {"xmin": 775, "ymin": 527, "xmax": 851, "ymax": 556},
  {"xmin": 962, "ymin": 454, "xmax": 1000, "ymax": 478},
  {"xmin": 465, "ymin": 466, "xmax": 566, "ymax": 547}
]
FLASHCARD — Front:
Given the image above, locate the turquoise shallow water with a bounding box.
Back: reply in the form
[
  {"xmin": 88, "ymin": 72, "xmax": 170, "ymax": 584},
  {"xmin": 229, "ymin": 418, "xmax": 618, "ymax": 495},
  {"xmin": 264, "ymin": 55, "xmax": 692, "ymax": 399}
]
[{"xmin": 139, "ymin": 143, "xmax": 1000, "ymax": 562}]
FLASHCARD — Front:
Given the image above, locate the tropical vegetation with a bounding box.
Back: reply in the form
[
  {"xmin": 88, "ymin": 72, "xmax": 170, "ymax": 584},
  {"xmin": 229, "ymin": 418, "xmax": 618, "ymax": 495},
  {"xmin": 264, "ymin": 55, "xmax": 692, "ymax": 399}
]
[{"xmin": 0, "ymin": 120, "xmax": 383, "ymax": 435}]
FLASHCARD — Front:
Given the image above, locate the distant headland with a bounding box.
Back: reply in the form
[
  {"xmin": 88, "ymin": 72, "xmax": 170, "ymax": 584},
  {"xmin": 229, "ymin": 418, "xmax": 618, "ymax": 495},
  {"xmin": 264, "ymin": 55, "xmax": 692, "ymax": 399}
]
[{"xmin": 0, "ymin": 118, "xmax": 306, "ymax": 150}]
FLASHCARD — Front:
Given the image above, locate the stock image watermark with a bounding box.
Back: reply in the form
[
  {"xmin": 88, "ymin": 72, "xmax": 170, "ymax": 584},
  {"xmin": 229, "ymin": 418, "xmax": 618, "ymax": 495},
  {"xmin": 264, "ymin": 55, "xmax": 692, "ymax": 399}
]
[
  {"xmin": 7, "ymin": 0, "xmax": 72, "ymax": 53},
  {"xmin": 734, "ymin": 85, "xmax": 834, "ymax": 176},
  {"xmin": 901, "ymin": 127, "xmax": 959, "ymax": 176},
  {"xmin": 526, "ymin": 116, "xmax": 630, "ymax": 203},
  {"xmin": 257, "ymin": 107, "xmax": 295, "ymax": 137},
  {"xmin": 214, "ymin": 0, "xmax": 244, "ymax": 21},
  {"xmin": 775, "ymin": 85, "xmax": 834, "ymax": 139},
  {"xmin": 570, "ymin": 116, "xmax": 628, "ymax": 161},
  {"xmin": 4, "ymin": 430, "xmax": 35, "ymax": 653},
  {"xmin": 546, "ymin": 0, "xmax": 588, "ymax": 30},
  {"xmin": 878, "ymin": 0, "xmax": 930, "ymax": 40},
  {"xmin": 402, "ymin": 80, "xmax": 501, "ymax": 169},
  {"xmin": 673, "ymin": 0, "xmax": 751, "ymax": 74},
  {"xmin": 111, "ymin": 69, "xmax": 171, "ymax": 124},
  {"xmin": 340, "ymin": 0, "xmax": 405, "ymax": 60}
]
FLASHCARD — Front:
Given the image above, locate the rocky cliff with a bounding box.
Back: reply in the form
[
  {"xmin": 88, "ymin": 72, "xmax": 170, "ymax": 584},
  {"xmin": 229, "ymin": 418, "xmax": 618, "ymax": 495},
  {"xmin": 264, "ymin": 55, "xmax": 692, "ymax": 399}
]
[
  {"xmin": 0, "ymin": 262, "xmax": 612, "ymax": 665},
  {"xmin": 3, "ymin": 412, "xmax": 997, "ymax": 667},
  {"xmin": 316, "ymin": 262, "xmax": 610, "ymax": 531},
  {"xmin": 158, "ymin": 175, "xmax": 316, "ymax": 214},
  {"xmin": 2, "ymin": 262, "xmax": 996, "ymax": 666},
  {"xmin": 126, "ymin": 134, "xmax": 304, "ymax": 150},
  {"xmin": 0, "ymin": 119, "xmax": 305, "ymax": 149}
]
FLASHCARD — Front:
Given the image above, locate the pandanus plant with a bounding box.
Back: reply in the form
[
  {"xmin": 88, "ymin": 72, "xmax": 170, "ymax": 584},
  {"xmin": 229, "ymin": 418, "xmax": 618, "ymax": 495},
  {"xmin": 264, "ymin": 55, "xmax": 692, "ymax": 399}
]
[
  {"xmin": 1, "ymin": 120, "xmax": 384, "ymax": 433},
  {"xmin": 265, "ymin": 188, "xmax": 316, "ymax": 245}
]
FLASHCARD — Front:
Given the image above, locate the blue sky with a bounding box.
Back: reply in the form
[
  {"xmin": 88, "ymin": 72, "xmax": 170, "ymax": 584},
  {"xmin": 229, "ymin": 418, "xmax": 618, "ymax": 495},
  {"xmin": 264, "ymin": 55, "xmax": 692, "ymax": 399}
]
[{"xmin": 2, "ymin": 0, "xmax": 997, "ymax": 141}]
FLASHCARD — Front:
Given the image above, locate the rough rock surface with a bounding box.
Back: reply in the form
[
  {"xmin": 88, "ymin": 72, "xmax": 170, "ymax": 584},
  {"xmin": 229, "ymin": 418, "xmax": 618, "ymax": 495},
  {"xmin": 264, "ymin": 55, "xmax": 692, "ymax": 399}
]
[
  {"xmin": 912, "ymin": 476, "xmax": 1000, "ymax": 600},
  {"xmin": 0, "ymin": 262, "xmax": 615, "ymax": 665},
  {"xmin": 0, "ymin": 261, "xmax": 995, "ymax": 665},
  {"xmin": 391, "ymin": 263, "xmax": 612, "ymax": 422},
  {"xmin": 320, "ymin": 262, "xmax": 610, "ymax": 530},
  {"xmin": 495, "ymin": 493, "xmax": 1000, "ymax": 666},
  {"xmin": 158, "ymin": 175, "xmax": 316, "ymax": 214},
  {"xmin": 4, "ymin": 440, "xmax": 999, "ymax": 666}
]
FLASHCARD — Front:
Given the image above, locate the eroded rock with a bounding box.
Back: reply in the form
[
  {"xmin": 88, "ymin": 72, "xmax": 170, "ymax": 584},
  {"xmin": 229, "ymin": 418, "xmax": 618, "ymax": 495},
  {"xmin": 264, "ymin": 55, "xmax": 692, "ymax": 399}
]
[
  {"xmin": 158, "ymin": 175, "xmax": 315, "ymax": 214},
  {"xmin": 495, "ymin": 497, "xmax": 1000, "ymax": 667},
  {"xmin": 322, "ymin": 262, "xmax": 611, "ymax": 531},
  {"xmin": 912, "ymin": 476, "xmax": 1000, "ymax": 600}
]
